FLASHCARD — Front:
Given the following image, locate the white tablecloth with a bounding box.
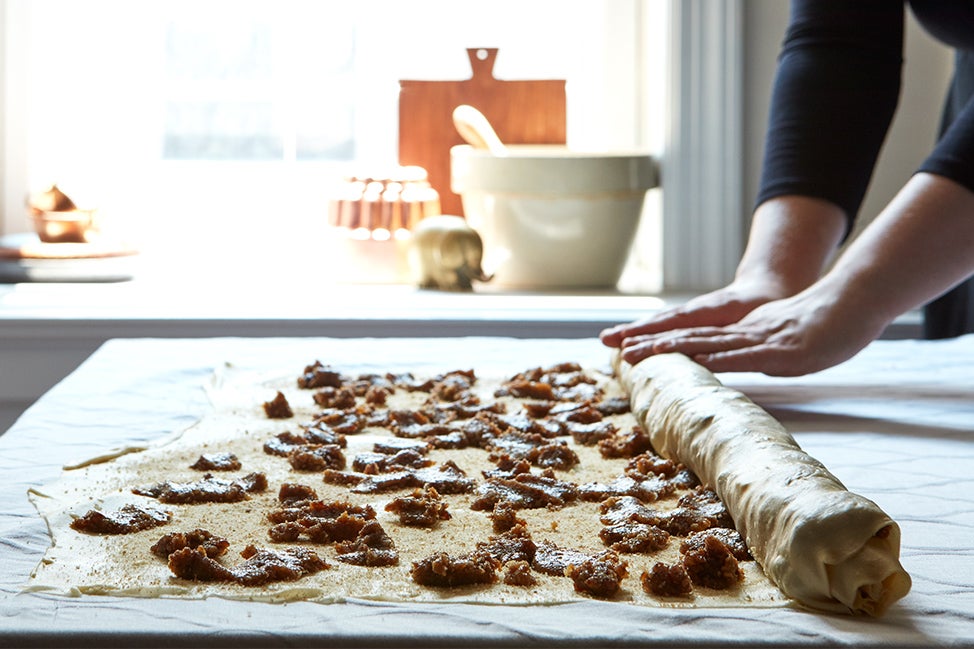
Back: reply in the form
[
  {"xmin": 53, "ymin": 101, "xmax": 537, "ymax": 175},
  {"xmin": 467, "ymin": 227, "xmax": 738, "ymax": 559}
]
[{"xmin": 1, "ymin": 336, "xmax": 972, "ymax": 648}]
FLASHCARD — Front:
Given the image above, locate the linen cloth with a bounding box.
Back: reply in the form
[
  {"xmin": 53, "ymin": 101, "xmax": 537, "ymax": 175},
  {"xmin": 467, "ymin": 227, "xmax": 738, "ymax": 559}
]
[{"xmin": 1, "ymin": 336, "xmax": 972, "ymax": 648}]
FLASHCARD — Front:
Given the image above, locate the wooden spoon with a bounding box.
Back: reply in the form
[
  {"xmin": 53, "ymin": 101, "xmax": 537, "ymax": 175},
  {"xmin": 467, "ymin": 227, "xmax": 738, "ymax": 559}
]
[{"xmin": 452, "ymin": 104, "xmax": 506, "ymax": 155}]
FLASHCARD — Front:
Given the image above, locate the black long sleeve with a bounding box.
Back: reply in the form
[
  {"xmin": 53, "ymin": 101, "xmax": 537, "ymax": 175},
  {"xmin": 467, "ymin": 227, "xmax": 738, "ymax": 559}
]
[
  {"xmin": 758, "ymin": 0, "xmax": 974, "ymax": 238},
  {"xmin": 918, "ymin": 53, "xmax": 974, "ymax": 191},
  {"xmin": 755, "ymin": 0, "xmax": 905, "ymax": 235}
]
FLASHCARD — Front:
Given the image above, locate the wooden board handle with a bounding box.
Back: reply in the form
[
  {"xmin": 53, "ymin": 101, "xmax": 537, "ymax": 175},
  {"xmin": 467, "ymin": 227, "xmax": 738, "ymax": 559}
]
[
  {"xmin": 399, "ymin": 47, "xmax": 565, "ymax": 215},
  {"xmin": 466, "ymin": 48, "xmax": 499, "ymax": 82}
]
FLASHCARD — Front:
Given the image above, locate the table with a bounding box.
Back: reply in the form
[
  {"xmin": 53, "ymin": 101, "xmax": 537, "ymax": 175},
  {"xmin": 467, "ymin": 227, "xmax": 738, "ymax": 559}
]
[
  {"xmin": 1, "ymin": 336, "xmax": 972, "ymax": 648},
  {"xmin": 0, "ymin": 282, "xmax": 684, "ymax": 435}
]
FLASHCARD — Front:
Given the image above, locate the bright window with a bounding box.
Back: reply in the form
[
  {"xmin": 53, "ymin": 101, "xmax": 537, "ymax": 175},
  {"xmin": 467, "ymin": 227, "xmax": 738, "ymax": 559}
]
[{"xmin": 2, "ymin": 0, "xmax": 668, "ymax": 284}]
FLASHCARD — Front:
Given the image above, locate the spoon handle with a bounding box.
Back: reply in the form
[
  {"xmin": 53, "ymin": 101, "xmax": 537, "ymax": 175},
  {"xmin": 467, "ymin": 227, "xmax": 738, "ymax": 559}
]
[{"xmin": 452, "ymin": 105, "xmax": 506, "ymax": 155}]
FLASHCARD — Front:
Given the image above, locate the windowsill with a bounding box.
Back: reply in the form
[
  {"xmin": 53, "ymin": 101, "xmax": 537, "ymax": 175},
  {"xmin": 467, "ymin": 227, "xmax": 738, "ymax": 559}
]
[
  {"xmin": 0, "ymin": 276, "xmax": 923, "ymax": 340},
  {"xmin": 0, "ymin": 278, "xmax": 682, "ymax": 339},
  {"xmin": 0, "ymin": 277, "xmax": 682, "ymax": 423},
  {"xmin": 0, "ymin": 275, "xmax": 924, "ymax": 435}
]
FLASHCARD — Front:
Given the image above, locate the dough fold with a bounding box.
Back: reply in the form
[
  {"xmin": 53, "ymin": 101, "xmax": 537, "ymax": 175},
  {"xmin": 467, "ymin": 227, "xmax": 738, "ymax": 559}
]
[{"xmin": 615, "ymin": 352, "xmax": 911, "ymax": 615}]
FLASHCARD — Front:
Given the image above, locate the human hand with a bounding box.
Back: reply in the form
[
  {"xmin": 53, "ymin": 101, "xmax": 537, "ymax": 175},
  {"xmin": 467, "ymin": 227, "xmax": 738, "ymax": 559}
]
[
  {"xmin": 602, "ymin": 195, "xmax": 848, "ymax": 352},
  {"xmin": 612, "ymin": 286, "xmax": 888, "ymax": 376},
  {"xmin": 600, "ymin": 276, "xmax": 791, "ymax": 349}
]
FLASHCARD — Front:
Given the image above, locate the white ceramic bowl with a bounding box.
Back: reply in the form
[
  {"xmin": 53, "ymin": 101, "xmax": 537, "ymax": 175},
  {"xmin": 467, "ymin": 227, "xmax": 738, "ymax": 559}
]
[{"xmin": 450, "ymin": 144, "xmax": 658, "ymax": 289}]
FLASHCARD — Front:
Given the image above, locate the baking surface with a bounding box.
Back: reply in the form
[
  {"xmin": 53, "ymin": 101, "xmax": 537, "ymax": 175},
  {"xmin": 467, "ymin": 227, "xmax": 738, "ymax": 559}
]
[
  {"xmin": 2, "ymin": 336, "xmax": 973, "ymax": 648},
  {"xmin": 26, "ymin": 360, "xmax": 786, "ymax": 609}
]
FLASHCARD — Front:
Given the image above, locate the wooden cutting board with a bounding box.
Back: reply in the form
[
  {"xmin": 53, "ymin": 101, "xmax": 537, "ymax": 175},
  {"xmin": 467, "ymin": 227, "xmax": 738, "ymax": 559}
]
[{"xmin": 399, "ymin": 48, "xmax": 566, "ymax": 216}]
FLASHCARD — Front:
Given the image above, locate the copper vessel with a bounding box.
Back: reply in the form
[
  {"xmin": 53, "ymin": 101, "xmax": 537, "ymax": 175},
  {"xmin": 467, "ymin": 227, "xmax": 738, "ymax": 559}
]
[{"xmin": 328, "ymin": 166, "xmax": 440, "ymax": 236}]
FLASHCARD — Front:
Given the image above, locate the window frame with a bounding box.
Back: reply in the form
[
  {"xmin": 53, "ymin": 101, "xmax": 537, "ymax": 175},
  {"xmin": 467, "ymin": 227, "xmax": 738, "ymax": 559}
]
[
  {"xmin": 0, "ymin": 0, "xmax": 745, "ymax": 292},
  {"xmin": 662, "ymin": 0, "xmax": 743, "ymax": 291}
]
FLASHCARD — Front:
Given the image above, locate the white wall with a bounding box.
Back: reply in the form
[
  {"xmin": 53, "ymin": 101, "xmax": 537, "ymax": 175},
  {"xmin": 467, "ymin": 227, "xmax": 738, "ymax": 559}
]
[
  {"xmin": 0, "ymin": 0, "xmax": 29, "ymax": 235},
  {"xmin": 0, "ymin": 0, "xmax": 7, "ymax": 235},
  {"xmin": 742, "ymin": 1, "xmax": 954, "ymax": 247}
]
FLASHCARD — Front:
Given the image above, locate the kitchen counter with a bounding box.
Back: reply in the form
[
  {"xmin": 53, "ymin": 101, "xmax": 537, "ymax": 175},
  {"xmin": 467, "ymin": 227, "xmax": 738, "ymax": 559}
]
[
  {"xmin": 0, "ymin": 279, "xmax": 673, "ymax": 433},
  {"xmin": 1, "ymin": 335, "xmax": 971, "ymax": 647},
  {"xmin": 0, "ymin": 280, "xmax": 923, "ymax": 435},
  {"xmin": 0, "ymin": 280, "xmax": 678, "ymax": 336}
]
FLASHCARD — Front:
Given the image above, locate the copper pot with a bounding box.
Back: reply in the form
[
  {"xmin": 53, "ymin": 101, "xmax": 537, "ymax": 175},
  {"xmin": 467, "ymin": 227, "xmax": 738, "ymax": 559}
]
[
  {"xmin": 31, "ymin": 209, "xmax": 98, "ymax": 243},
  {"xmin": 328, "ymin": 166, "xmax": 440, "ymax": 234}
]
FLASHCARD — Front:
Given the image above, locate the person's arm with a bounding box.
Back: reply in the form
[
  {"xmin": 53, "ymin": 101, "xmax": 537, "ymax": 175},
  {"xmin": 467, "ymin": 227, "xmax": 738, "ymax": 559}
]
[
  {"xmin": 602, "ymin": 0, "xmax": 904, "ymax": 350},
  {"xmin": 621, "ymin": 173, "xmax": 974, "ymax": 376},
  {"xmin": 600, "ymin": 195, "xmax": 846, "ymax": 347}
]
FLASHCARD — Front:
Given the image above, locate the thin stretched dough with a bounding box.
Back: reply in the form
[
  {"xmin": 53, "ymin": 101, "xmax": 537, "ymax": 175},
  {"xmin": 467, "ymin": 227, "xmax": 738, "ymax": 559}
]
[{"xmin": 615, "ymin": 352, "xmax": 911, "ymax": 616}]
